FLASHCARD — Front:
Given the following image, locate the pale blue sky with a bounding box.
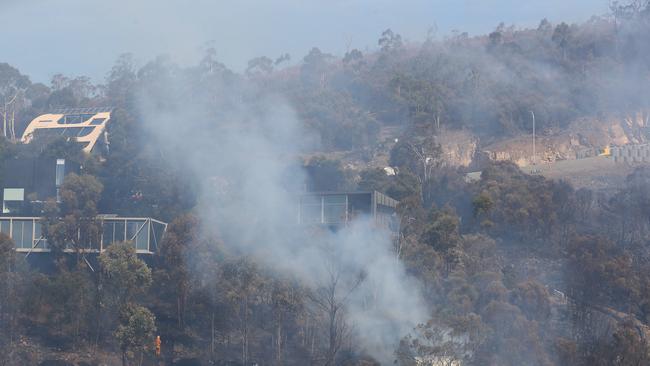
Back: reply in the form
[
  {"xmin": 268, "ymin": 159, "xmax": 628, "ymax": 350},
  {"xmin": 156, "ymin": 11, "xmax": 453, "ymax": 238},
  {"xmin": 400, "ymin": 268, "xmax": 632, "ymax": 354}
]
[{"xmin": 0, "ymin": 0, "xmax": 609, "ymax": 83}]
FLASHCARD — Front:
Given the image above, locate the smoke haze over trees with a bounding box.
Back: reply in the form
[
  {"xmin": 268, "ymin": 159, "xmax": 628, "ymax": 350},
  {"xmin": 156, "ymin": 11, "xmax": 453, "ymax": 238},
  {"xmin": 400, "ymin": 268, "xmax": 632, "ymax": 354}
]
[{"xmin": 2, "ymin": 1, "xmax": 650, "ymax": 365}]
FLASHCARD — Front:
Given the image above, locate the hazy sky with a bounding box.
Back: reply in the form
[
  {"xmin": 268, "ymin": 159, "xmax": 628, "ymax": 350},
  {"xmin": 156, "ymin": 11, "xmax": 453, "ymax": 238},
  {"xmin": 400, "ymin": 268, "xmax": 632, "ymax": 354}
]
[{"xmin": 0, "ymin": 0, "xmax": 609, "ymax": 84}]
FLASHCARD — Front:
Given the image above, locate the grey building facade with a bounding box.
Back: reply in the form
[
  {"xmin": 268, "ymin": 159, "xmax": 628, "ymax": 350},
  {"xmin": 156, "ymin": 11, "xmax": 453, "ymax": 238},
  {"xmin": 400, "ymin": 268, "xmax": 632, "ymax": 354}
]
[{"xmin": 298, "ymin": 191, "xmax": 399, "ymax": 232}]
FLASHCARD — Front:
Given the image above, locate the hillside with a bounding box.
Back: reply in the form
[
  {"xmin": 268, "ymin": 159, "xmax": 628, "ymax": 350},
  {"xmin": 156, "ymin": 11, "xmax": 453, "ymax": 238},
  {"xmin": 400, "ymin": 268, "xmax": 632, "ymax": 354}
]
[{"xmin": 2, "ymin": 2, "xmax": 650, "ymax": 366}]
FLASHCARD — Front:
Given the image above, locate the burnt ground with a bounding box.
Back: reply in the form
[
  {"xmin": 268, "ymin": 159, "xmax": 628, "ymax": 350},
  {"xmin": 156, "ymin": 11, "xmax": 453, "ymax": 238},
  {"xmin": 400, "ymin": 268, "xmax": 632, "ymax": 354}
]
[{"xmin": 521, "ymin": 156, "xmax": 637, "ymax": 191}]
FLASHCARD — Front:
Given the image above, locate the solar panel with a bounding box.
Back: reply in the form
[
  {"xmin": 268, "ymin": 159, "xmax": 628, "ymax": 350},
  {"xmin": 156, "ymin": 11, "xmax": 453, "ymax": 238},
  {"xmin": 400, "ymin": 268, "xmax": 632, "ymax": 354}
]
[
  {"xmin": 51, "ymin": 107, "xmax": 113, "ymax": 114},
  {"xmin": 89, "ymin": 118, "xmax": 106, "ymax": 125},
  {"xmin": 77, "ymin": 127, "xmax": 95, "ymax": 137},
  {"xmin": 63, "ymin": 114, "xmax": 96, "ymax": 124},
  {"xmin": 61, "ymin": 127, "xmax": 84, "ymax": 137}
]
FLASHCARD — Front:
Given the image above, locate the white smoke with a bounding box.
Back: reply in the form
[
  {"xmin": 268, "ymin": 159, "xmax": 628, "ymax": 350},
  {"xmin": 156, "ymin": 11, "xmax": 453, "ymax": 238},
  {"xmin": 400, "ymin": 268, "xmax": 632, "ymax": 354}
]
[{"xmin": 135, "ymin": 63, "xmax": 426, "ymax": 363}]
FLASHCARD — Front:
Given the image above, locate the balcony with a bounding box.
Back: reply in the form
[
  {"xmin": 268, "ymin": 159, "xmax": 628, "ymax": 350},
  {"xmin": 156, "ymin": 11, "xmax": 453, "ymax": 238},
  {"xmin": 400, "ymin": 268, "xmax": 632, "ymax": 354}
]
[{"xmin": 1, "ymin": 216, "xmax": 167, "ymax": 254}]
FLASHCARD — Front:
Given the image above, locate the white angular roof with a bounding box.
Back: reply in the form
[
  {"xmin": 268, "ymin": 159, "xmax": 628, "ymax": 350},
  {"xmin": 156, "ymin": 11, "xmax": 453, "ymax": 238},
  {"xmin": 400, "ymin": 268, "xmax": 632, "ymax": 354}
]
[{"xmin": 21, "ymin": 109, "xmax": 111, "ymax": 153}]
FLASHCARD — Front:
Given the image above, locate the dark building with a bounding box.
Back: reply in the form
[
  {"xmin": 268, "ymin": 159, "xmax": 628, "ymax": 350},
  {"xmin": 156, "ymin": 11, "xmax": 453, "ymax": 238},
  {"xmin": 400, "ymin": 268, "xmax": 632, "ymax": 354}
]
[
  {"xmin": 1, "ymin": 157, "xmax": 167, "ymax": 254},
  {"xmin": 298, "ymin": 191, "xmax": 399, "ymax": 232},
  {"xmin": 2, "ymin": 157, "xmax": 81, "ymax": 215}
]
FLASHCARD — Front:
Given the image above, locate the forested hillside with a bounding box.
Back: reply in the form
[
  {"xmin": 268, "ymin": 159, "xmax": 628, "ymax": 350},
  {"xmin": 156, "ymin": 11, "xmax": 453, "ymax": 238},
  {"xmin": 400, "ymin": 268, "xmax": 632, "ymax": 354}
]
[{"xmin": 1, "ymin": 2, "xmax": 650, "ymax": 366}]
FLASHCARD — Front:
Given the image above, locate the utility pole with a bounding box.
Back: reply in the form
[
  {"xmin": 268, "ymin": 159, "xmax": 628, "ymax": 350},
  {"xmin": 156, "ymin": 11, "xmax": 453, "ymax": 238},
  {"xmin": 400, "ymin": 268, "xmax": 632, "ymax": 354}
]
[
  {"xmin": 531, "ymin": 111, "xmax": 536, "ymax": 166},
  {"xmin": 530, "ymin": 111, "xmax": 538, "ymax": 174}
]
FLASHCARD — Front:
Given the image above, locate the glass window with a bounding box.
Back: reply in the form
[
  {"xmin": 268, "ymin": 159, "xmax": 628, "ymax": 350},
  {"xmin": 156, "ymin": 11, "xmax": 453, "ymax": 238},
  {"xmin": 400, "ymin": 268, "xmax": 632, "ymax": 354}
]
[
  {"xmin": 22, "ymin": 221, "xmax": 33, "ymax": 249},
  {"xmin": 102, "ymin": 222, "xmax": 115, "ymax": 247},
  {"xmin": 348, "ymin": 193, "xmax": 372, "ymax": 220},
  {"xmin": 63, "ymin": 114, "xmax": 92, "ymax": 124},
  {"xmin": 89, "ymin": 118, "xmax": 106, "ymax": 125},
  {"xmin": 323, "ymin": 195, "xmax": 346, "ymax": 224},
  {"xmin": 150, "ymin": 222, "xmax": 165, "ymax": 252},
  {"xmin": 114, "ymin": 221, "xmax": 125, "ymax": 242},
  {"xmin": 300, "ymin": 196, "xmax": 322, "ymax": 224},
  {"xmin": 324, "ymin": 204, "xmax": 346, "ymax": 224},
  {"xmin": 0, "ymin": 220, "xmax": 10, "ymax": 234},
  {"xmin": 11, "ymin": 221, "xmax": 23, "ymax": 248},
  {"xmin": 323, "ymin": 195, "xmax": 346, "ymax": 204},
  {"xmin": 4, "ymin": 188, "xmax": 24, "ymax": 201},
  {"xmin": 126, "ymin": 220, "xmax": 140, "ymax": 241},
  {"xmin": 77, "ymin": 127, "xmax": 95, "ymax": 137},
  {"xmin": 56, "ymin": 159, "xmax": 65, "ymax": 187},
  {"xmin": 62, "ymin": 127, "xmax": 84, "ymax": 137},
  {"xmin": 3, "ymin": 201, "xmax": 22, "ymax": 214},
  {"xmin": 135, "ymin": 222, "xmax": 149, "ymax": 251},
  {"xmin": 34, "ymin": 222, "xmax": 47, "ymax": 249},
  {"xmin": 3, "ymin": 189, "xmax": 24, "ymax": 214}
]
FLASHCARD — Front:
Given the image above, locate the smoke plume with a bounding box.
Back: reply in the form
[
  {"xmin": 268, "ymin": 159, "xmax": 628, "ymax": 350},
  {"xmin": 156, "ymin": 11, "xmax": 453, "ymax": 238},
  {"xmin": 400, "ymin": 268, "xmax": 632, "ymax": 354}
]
[{"xmin": 134, "ymin": 59, "xmax": 427, "ymax": 363}]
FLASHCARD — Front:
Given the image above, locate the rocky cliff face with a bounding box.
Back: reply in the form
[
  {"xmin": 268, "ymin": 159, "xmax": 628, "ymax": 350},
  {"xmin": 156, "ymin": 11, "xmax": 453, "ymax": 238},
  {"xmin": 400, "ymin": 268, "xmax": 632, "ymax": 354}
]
[
  {"xmin": 436, "ymin": 129, "xmax": 479, "ymax": 168},
  {"xmin": 439, "ymin": 112, "xmax": 650, "ymax": 168},
  {"xmin": 327, "ymin": 113, "xmax": 649, "ymax": 176}
]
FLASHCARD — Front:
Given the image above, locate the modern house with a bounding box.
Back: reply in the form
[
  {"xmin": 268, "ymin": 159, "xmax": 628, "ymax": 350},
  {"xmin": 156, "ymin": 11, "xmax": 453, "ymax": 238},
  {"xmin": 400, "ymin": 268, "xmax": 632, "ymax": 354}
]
[
  {"xmin": 0, "ymin": 156, "xmax": 167, "ymax": 254},
  {"xmin": 298, "ymin": 191, "xmax": 399, "ymax": 232},
  {"xmin": 21, "ymin": 107, "xmax": 112, "ymax": 154}
]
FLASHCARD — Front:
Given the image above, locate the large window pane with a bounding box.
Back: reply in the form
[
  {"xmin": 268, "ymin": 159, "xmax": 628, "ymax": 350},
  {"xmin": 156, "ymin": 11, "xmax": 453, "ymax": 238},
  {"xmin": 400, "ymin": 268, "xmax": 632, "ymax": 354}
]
[
  {"xmin": 34, "ymin": 222, "xmax": 47, "ymax": 249},
  {"xmin": 126, "ymin": 220, "xmax": 139, "ymax": 241},
  {"xmin": 77, "ymin": 127, "xmax": 95, "ymax": 137},
  {"xmin": 0, "ymin": 220, "xmax": 9, "ymax": 234},
  {"xmin": 323, "ymin": 195, "xmax": 346, "ymax": 204},
  {"xmin": 62, "ymin": 127, "xmax": 84, "ymax": 137},
  {"xmin": 11, "ymin": 221, "xmax": 23, "ymax": 248},
  {"xmin": 150, "ymin": 222, "xmax": 165, "ymax": 252},
  {"xmin": 22, "ymin": 220, "xmax": 33, "ymax": 249},
  {"xmin": 103, "ymin": 222, "xmax": 115, "ymax": 247},
  {"xmin": 56, "ymin": 159, "xmax": 65, "ymax": 187},
  {"xmin": 3, "ymin": 188, "xmax": 24, "ymax": 201},
  {"xmin": 300, "ymin": 196, "xmax": 322, "ymax": 224},
  {"xmin": 63, "ymin": 114, "xmax": 93, "ymax": 124},
  {"xmin": 114, "ymin": 221, "xmax": 125, "ymax": 242},
  {"xmin": 135, "ymin": 222, "xmax": 149, "ymax": 251},
  {"xmin": 323, "ymin": 195, "xmax": 346, "ymax": 224},
  {"xmin": 79, "ymin": 227, "xmax": 97, "ymax": 250},
  {"xmin": 348, "ymin": 193, "xmax": 372, "ymax": 220},
  {"xmin": 324, "ymin": 204, "xmax": 346, "ymax": 224}
]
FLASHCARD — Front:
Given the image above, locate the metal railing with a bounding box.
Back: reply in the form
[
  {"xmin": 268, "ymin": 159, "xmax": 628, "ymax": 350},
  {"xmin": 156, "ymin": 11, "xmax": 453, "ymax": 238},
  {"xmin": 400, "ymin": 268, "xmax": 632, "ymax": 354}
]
[{"xmin": 0, "ymin": 216, "xmax": 167, "ymax": 255}]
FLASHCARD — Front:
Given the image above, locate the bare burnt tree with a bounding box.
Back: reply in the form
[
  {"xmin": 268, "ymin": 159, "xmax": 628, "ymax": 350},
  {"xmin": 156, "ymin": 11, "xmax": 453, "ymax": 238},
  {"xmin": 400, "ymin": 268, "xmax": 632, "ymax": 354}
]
[{"xmin": 309, "ymin": 244, "xmax": 365, "ymax": 366}]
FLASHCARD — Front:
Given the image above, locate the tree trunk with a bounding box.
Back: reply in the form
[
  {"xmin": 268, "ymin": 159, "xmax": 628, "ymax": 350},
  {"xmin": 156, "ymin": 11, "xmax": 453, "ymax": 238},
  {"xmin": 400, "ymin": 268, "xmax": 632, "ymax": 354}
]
[
  {"xmin": 276, "ymin": 315, "xmax": 283, "ymax": 365},
  {"xmin": 326, "ymin": 306, "xmax": 337, "ymax": 366},
  {"xmin": 2, "ymin": 102, "xmax": 6, "ymax": 138},
  {"xmin": 94, "ymin": 272, "xmax": 103, "ymax": 353},
  {"xmin": 242, "ymin": 297, "xmax": 249, "ymax": 365},
  {"xmin": 211, "ymin": 308, "xmax": 215, "ymax": 356},
  {"xmin": 9, "ymin": 108, "xmax": 15, "ymax": 141},
  {"xmin": 177, "ymin": 296, "xmax": 182, "ymax": 328}
]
